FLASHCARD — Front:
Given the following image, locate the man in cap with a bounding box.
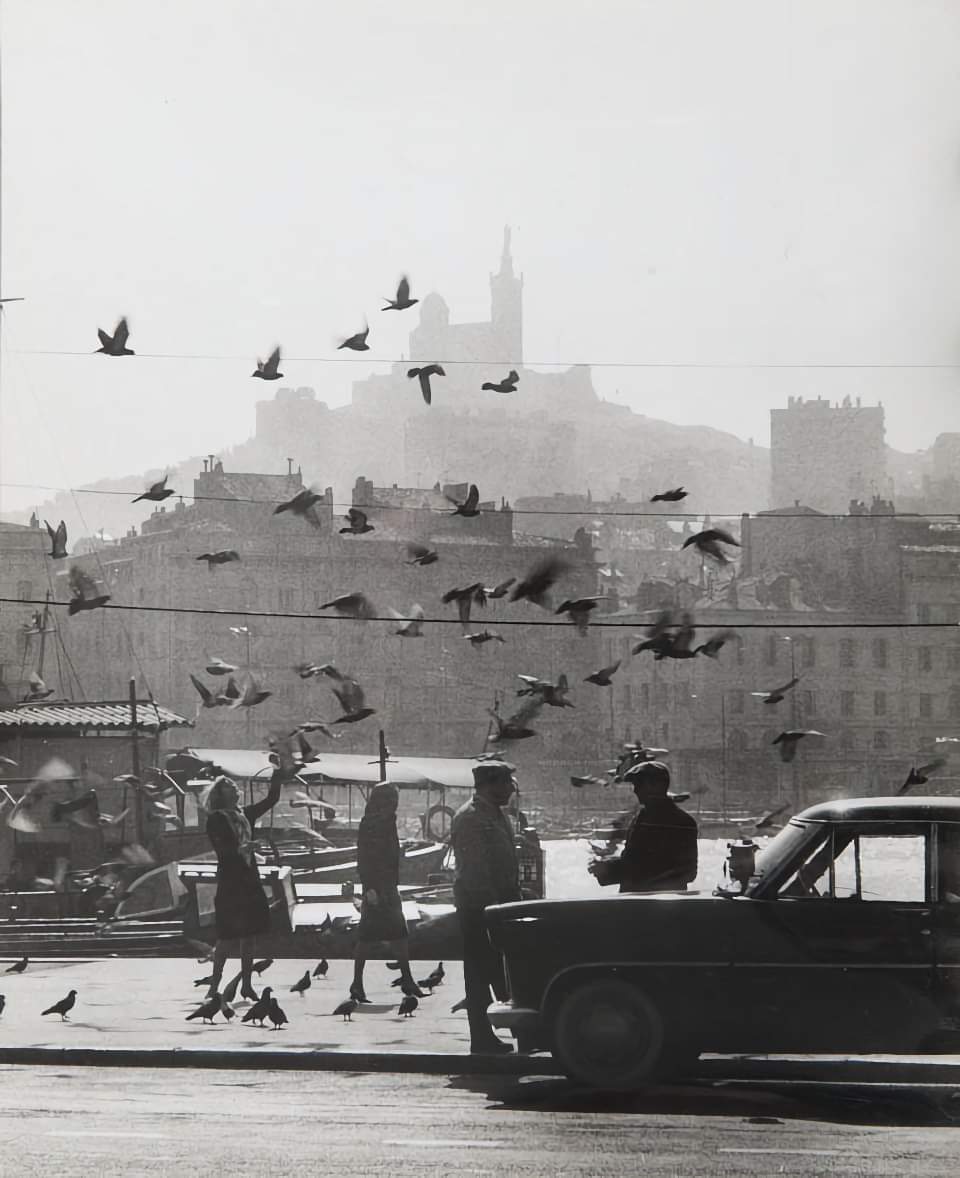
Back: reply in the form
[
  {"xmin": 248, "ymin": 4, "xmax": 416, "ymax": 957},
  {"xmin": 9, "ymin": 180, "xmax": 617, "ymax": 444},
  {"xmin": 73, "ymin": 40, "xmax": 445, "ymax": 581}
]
[
  {"xmin": 589, "ymin": 761, "xmax": 698, "ymax": 893},
  {"xmin": 450, "ymin": 762, "xmax": 521, "ymax": 1054}
]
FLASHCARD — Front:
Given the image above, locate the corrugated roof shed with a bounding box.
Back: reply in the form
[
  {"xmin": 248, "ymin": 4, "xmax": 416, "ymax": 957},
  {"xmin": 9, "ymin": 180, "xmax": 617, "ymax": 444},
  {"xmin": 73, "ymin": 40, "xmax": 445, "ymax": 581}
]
[{"xmin": 0, "ymin": 701, "xmax": 193, "ymax": 733}]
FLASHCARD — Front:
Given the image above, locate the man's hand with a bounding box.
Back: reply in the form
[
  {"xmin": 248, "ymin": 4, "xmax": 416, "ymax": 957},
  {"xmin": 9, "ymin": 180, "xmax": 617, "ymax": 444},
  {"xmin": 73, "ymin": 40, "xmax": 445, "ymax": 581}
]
[{"xmin": 589, "ymin": 859, "xmax": 618, "ymax": 886}]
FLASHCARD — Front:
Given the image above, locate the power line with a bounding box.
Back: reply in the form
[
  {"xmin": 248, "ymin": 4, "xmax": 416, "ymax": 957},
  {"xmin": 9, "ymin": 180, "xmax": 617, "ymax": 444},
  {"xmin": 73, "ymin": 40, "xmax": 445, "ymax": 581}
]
[
  {"xmin": 2, "ymin": 481, "xmax": 958, "ymax": 520},
  {"xmin": 3, "ymin": 596, "xmax": 957, "ymax": 629},
  {"xmin": 8, "ymin": 349, "xmax": 960, "ymax": 369}
]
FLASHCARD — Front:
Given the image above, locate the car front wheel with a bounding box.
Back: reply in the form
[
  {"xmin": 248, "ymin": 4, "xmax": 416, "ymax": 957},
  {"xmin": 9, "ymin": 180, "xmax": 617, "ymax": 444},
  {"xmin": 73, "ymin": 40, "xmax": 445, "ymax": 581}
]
[{"xmin": 551, "ymin": 978, "xmax": 674, "ymax": 1090}]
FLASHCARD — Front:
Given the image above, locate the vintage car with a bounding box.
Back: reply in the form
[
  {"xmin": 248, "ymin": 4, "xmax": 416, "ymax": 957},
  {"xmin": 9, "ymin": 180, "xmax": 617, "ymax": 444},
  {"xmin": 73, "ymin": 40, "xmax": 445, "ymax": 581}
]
[{"xmin": 486, "ymin": 796, "xmax": 960, "ymax": 1089}]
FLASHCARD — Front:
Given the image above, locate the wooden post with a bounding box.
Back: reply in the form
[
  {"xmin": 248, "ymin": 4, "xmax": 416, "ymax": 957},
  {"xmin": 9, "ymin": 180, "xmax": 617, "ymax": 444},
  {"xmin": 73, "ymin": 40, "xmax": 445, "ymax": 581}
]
[
  {"xmin": 378, "ymin": 729, "xmax": 388, "ymax": 780},
  {"xmin": 129, "ymin": 678, "xmax": 142, "ymax": 845}
]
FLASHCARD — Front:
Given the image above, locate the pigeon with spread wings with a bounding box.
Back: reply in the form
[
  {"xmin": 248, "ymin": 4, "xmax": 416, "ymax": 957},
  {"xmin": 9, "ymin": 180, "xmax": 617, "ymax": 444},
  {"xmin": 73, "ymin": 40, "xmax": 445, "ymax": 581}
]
[
  {"xmin": 509, "ymin": 555, "xmax": 568, "ymax": 609},
  {"xmin": 340, "ymin": 508, "xmax": 374, "ymax": 535},
  {"xmin": 67, "ymin": 567, "xmax": 111, "ymax": 616},
  {"xmin": 327, "ymin": 672, "xmax": 376, "ymax": 724},
  {"xmin": 447, "ymin": 483, "xmax": 480, "ymax": 517},
  {"xmin": 45, "ymin": 519, "xmax": 68, "ymax": 559},
  {"xmin": 252, "ymin": 346, "xmax": 283, "ymax": 380},
  {"xmin": 96, "ymin": 317, "xmax": 134, "ymax": 356},
  {"xmin": 383, "ymin": 275, "xmax": 418, "ymax": 311},
  {"xmin": 408, "ymin": 364, "xmax": 445, "ymax": 406}
]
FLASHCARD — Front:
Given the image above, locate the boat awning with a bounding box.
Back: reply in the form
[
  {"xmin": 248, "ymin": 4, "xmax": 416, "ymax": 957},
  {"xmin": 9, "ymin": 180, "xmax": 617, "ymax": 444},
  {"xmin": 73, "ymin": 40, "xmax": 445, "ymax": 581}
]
[{"xmin": 179, "ymin": 748, "xmax": 487, "ymax": 790}]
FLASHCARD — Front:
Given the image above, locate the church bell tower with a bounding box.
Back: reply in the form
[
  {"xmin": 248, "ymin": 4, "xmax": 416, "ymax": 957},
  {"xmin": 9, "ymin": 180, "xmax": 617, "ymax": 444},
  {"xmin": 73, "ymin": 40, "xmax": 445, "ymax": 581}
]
[{"xmin": 489, "ymin": 225, "xmax": 523, "ymax": 365}]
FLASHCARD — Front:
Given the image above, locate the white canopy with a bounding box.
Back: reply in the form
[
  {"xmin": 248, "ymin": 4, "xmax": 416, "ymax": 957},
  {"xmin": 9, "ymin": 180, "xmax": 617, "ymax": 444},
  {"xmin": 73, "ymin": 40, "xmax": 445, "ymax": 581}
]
[{"xmin": 182, "ymin": 748, "xmax": 486, "ymax": 790}]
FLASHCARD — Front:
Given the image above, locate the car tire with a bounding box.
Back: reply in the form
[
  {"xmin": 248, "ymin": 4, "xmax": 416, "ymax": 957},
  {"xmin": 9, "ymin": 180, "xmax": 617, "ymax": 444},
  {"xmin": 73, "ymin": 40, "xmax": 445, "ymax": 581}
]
[{"xmin": 551, "ymin": 977, "xmax": 668, "ymax": 1090}]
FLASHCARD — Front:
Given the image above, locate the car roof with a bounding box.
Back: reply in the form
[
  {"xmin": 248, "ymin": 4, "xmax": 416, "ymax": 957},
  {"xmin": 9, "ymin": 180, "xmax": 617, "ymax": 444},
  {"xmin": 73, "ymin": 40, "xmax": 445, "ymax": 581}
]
[{"xmin": 796, "ymin": 796, "xmax": 960, "ymax": 824}]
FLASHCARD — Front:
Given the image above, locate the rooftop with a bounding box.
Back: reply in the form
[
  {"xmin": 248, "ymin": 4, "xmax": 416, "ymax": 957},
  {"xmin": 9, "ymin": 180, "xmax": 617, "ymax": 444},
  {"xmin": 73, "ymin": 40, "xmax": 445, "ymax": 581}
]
[{"xmin": 0, "ymin": 700, "xmax": 194, "ymax": 734}]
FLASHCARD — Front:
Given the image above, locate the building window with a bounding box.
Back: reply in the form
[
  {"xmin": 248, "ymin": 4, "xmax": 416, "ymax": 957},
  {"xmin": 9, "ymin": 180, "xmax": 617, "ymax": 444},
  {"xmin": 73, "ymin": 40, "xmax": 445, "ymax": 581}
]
[
  {"xmin": 728, "ymin": 729, "xmax": 747, "ymax": 751},
  {"xmin": 841, "ymin": 730, "xmax": 857, "ymax": 752},
  {"xmin": 735, "ymin": 638, "xmax": 745, "ymax": 667},
  {"xmin": 279, "ymin": 587, "xmax": 296, "ymax": 611},
  {"xmin": 919, "ymin": 647, "xmax": 932, "ymax": 673},
  {"xmin": 873, "ymin": 730, "xmax": 889, "ymax": 751},
  {"xmin": 797, "ymin": 637, "xmax": 814, "ymax": 668},
  {"xmin": 873, "ymin": 691, "xmax": 886, "ymax": 717},
  {"xmin": 872, "ymin": 638, "xmax": 888, "ymax": 669},
  {"xmin": 799, "ymin": 689, "xmax": 815, "ymax": 717},
  {"xmin": 623, "ymin": 683, "xmax": 633, "ymax": 711},
  {"xmin": 764, "ymin": 635, "xmax": 778, "ymax": 666},
  {"xmin": 949, "ymin": 648, "xmax": 960, "ymax": 673},
  {"xmin": 16, "ymin": 580, "xmax": 32, "ymax": 601},
  {"xmin": 729, "ymin": 690, "xmax": 744, "ymax": 715},
  {"xmin": 840, "ymin": 691, "xmax": 855, "ymax": 718},
  {"xmin": 918, "ymin": 604, "xmax": 931, "ymax": 624},
  {"xmin": 919, "ymin": 694, "xmax": 933, "ymax": 719},
  {"xmin": 839, "ymin": 639, "xmax": 856, "ymax": 669}
]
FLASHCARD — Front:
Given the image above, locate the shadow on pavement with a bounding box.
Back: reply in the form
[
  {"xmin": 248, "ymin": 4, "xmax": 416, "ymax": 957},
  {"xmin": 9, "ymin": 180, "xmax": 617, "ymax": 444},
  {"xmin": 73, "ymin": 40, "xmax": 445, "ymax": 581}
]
[{"xmin": 447, "ymin": 1074, "xmax": 960, "ymax": 1126}]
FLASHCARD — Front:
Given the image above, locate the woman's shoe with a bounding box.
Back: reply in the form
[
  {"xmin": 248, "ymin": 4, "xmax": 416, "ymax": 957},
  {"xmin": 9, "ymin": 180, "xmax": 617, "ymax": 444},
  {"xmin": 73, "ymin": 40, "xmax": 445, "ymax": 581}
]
[
  {"xmin": 470, "ymin": 1036, "xmax": 514, "ymax": 1056},
  {"xmin": 240, "ymin": 985, "xmax": 260, "ymax": 1002},
  {"xmin": 349, "ymin": 983, "xmax": 372, "ymax": 1004}
]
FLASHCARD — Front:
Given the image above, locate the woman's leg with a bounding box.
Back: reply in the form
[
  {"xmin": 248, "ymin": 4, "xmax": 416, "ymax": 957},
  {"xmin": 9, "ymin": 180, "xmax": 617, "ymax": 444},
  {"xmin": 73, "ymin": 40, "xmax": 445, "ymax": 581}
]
[
  {"xmin": 240, "ymin": 937, "xmax": 258, "ymax": 999},
  {"xmin": 351, "ymin": 941, "xmax": 372, "ymax": 1001},
  {"xmin": 207, "ymin": 940, "xmax": 229, "ymax": 998}
]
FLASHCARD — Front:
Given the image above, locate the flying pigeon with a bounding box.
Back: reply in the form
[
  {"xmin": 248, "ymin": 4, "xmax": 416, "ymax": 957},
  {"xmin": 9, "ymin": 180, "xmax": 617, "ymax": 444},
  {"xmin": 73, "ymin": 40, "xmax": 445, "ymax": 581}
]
[
  {"xmin": 42, "ymin": 990, "xmax": 78, "ymax": 1020},
  {"xmin": 338, "ymin": 325, "xmax": 370, "ymax": 352},
  {"xmin": 274, "ymin": 486, "xmax": 324, "ymax": 525},
  {"xmin": 196, "ymin": 550, "xmax": 240, "ymax": 568},
  {"xmin": 251, "ymin": 346, "xmax": 283, "ymax": 380},
  {"xmin": 695, "ymin": 629, "xmax": 738, "ymax": 659},
  {"xmin": 772, "ymin": 729, "xmax": 826, "ymax": 763},
  {"xmin": 45, "ymin": 519, "xmax": 68, "ymax": 559},
  {"xmin": 464, "ymin": 629, "xmax": 505, "ymax": 647},
  {"xmin": 329, "ymin": 674, "xmax": 375, "ymax": 724},
  {"xmin": 405, "ymin": 542, "xmax": 438, "ymax": 566},
  {"xmin": 340, "ymin": 507, "xmax": 374, "ymax": 535},
  {"xmin": 392, "ymin": 603, "xmax": 425, "ymax": 638},
  {"xmin": 95, "ymin": 317, "xmax": 134, "ymax": 356},
  {"xmin": 488, "ymin": 697, "xmax": 543, "ymax": 743},
  {"xmin": 631, "ymin": 609, "xmax": 675, "ymax": 657},
  {"xmin": 67, "ymin": 567, "xmax": 111, "ymax": 616},
  {"xmin": 319, "ymin": 593, "xmax": 377, "ymax": 620},
  {"xmin": 189, "ymin": 673, "xmax": 223, "ymax": 712},
  {"xmin": 295, "ymin": 661, "xmax": 335, "ymax": 679},
  {"xmin": 517, "ymin": 673, "xmax": 574, "ymax": 708},
  {"xmin": 251, "ymin": 958, "xmax": 274, "ymax": 975},
  {"xmin": 24, "ymin": 672, "xmax": 54, "ymax": 702},
  {"xmin": 898, "ymin": 759, "xmax": 947, "ymax": 796},
  {"xmin": 585, "ymin": 660, "xmax": 621, "ymax": 686},
  {"xmin": 555, "ymin": 596, "xmax": 605, "ymax": 636},
  {"xmin": 186, "ymin": 992, "xmax": 223, "ymax": 1024},
  {"xmin": 482, "ymin": 577, "xmax": 516, "ymax": 599},
  {"xmin": 224, "ymin": 672, "xmax": 271, "ymax": 709},
  {"xmin": 752, "ymin": 677, "xmax": 800, "ymax": 705},
  {"xmin": 682, "ymin": 527, "xmax": 741, "ymax": 564},
  {"xmin": 383, "ymin": 275, "xmax": 418, "ymax": 311},
  {"xmin": 651, "ymin": 487, "xmax": 687, "ymax": 502},
  {"xmin": 442, "ymin": 583, "xmax": 486, "ymax": 630},
  {"xmin": 509, "ymin": 556, "xmax": 568, "ymax": 609},
  {"xmin": 446, "ymin": 483, "xmax": 480, "ymax": 517},
  {"xmin": 408, "ymin": 364, "xmax": 445, "ymax": 406},
  {"xmin": 570, "ymin": 775, "xmax": 608, "ymax": 788},
  {"xmin": 481, "ymin": 369, "xmax": 519, "ymax": 394},
  {"xmin": 133, "ymin": 476, "xmax": 175, "ymax": 503}
]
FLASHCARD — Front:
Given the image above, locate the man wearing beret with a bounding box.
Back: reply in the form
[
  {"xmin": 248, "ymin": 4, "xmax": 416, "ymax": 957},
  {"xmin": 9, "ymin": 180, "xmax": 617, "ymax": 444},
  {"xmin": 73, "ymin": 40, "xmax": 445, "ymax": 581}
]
[
  {"xmin": 450, "ymin": 762, "xmax": 521, "ymax": 1054},
  {"xmin": 589, "ymin": 761, "xmax": 698, "ymax": 893}
]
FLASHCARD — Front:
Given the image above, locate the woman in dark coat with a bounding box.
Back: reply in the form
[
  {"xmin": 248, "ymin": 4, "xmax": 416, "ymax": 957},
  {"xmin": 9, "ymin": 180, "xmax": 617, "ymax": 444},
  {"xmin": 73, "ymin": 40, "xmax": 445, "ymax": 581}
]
[
  {"xmin": 204, "ymin": 771, "xmax": 282, "ymax": 1000},
  {"xmin": 351, "ymin": 782, "xmax": 416, "ymax": 1002}
]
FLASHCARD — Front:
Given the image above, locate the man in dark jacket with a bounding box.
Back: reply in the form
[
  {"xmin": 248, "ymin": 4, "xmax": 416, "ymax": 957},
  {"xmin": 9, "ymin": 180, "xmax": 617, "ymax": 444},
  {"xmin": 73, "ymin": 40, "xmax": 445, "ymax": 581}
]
[
  {"xmin": 589, "ymin": 761, "xmax": 698, "ymax": 892},
  {"xmin": 450, "ymin": 762, "xmax": 520, "ymax": 1054}
]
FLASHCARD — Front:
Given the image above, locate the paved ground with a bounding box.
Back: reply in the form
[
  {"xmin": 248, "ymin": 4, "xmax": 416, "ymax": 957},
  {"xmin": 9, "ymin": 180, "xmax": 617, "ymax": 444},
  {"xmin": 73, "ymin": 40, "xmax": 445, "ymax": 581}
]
[
  {"xmin": 0, "ymin": 955, "xmax": 472, "ymax": 1054},
  {"xmin": 2, "ymin": 1065, "xmax": 960, "ymax": 1177}
]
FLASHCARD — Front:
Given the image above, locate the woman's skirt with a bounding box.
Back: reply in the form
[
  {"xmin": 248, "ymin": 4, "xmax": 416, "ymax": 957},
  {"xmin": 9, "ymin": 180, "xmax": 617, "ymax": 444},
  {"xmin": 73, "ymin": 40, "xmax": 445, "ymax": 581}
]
[
  {"xmin": 214, "ymin": 861, "xmax": 271, "ymax": 940},
  {"xmin": 356, "ymin": 887, "xmax": 408, "ymax": 943}
]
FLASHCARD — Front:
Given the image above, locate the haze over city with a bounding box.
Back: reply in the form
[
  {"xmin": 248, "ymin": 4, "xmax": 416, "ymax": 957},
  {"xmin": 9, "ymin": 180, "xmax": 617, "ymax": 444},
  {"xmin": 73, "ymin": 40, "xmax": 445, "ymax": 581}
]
[{"xmin": 2, "ymin": 0, "xmax": 959, "ymax": 516}]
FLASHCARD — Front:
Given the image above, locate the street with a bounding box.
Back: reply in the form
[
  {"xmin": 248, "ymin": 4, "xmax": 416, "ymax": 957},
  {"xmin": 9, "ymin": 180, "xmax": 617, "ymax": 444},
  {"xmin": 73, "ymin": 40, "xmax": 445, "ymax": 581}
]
[{"xmin": 1, "ymin": 1066, "xmax": 958, "ymax": 1177}]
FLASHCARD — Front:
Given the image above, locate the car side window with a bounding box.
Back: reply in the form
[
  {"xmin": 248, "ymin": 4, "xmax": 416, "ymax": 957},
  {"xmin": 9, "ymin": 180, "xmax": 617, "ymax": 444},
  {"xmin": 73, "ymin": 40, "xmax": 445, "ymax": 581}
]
[{"xmin": 778, "ymin": 832, "xmax": 927, "ymax": 902}]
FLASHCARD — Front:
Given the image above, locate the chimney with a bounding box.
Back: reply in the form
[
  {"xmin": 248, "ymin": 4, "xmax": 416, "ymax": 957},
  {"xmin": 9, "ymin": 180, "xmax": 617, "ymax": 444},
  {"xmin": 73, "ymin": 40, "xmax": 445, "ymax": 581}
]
[
  {"xmin": 203, "ymin": 459, "xmax": 209, "ymax": 473},
  {"xmin": 286, "ymin": 458, "xmax": 294, "ymax": 476}
]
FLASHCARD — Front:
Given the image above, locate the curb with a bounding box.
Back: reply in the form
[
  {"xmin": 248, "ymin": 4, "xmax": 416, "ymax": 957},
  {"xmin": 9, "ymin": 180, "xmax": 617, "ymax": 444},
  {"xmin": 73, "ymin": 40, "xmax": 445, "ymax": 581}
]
[{"xmin": 0, "ymin": 1046, "xmax": 563, "ymax": 1075}]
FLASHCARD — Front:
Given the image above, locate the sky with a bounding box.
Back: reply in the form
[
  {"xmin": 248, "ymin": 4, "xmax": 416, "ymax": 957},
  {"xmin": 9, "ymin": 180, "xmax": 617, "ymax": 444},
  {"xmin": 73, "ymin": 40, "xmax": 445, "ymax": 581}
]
[{"xmin": 1, "ymin": 0, "xmax": 959, "ymax": 515}]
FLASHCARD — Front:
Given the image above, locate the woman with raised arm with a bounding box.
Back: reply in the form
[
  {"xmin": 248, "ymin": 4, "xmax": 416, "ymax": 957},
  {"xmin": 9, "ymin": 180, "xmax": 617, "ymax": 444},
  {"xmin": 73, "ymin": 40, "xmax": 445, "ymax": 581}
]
[{"xmin": 203, "ymin": 770, "xmax": 283, "ymax": 1000}]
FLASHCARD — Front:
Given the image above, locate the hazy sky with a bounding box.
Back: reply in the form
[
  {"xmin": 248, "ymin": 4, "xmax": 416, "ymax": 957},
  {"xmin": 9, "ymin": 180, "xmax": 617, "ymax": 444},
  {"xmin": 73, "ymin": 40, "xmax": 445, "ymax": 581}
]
[{"xmin": 2, "ymin": 0, "xmax": 959, "ymax": 514}]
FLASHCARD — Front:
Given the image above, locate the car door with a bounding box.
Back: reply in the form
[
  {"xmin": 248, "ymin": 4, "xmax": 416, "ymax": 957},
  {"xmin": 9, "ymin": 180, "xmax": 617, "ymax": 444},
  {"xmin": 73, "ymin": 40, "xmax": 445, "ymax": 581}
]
[
  {"xmin": 933, "ymin": 821, "xmax": 960, "ymax": 1020},
  {"xmin": 728, "ymin": 824, "xmax": 937, "ymax": 1053}
]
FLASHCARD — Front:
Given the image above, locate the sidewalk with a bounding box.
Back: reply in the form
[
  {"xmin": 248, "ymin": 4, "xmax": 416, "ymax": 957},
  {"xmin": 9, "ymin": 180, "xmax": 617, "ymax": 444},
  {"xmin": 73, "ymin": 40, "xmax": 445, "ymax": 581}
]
[{"xmin": 2, "ymin": 955, "xmax": 960, "ymax": 1083}]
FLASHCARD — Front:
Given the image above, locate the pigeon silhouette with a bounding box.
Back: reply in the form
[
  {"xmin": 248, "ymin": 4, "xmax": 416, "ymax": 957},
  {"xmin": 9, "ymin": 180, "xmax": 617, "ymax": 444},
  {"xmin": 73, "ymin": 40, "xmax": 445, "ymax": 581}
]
[
  {"xmin": 650, "ymin": 487, "xmax": 687, "ymax": 502},
  {"xmin": 481, "ymin": 369, "xmax": 519, "ymax": 394},
  {"xmin": 517, "ymin": 674, "xmax": 574, "ymax": 708},
  {"xmin": 570, "ymin": 774, "xmax": 608, "ymax": 788},
  {"xmin": 42, "ymin": 989, "xmax": 78, "ymax": 1020},
  {"xmin": 751, "ymin": 676, "xmax": 800, "ymax": 705},
  {"xmin": 96, "ymin": 317, "xmax": 134, "ymax": 356},
  {"xmin": 204, "ymin": 657, "xmax": 238, "ymax": 677},
  {"xmin": 555, "ymin": 596, "xmax": 604, "ymax": 636},
  {"xmin": 694, "ymin": 629, "xmax": 737, "ymax": 659},
  {"xmin": 5, "ymin": 957, "xmax": 27, "ymax": 974},
  {"xmin": 196, "ymin": 550, "xmax": 240, "ymax": 568},
  {"xmin": 383, "ymin": 276, "xmax": 418, "ymax": 311},
  {"xmin": 510, "ymin": 556, "xmax": 568, "ymax": 609},
  {"xmin": 319, "ymin": 593, "xmax": 377, "ymax": 620},
  {"xmin": 252, "ymin": 346, "xmax": 283, "ymax": 380},
  {"xmin": 772, "ymin": 729, "xmax": 826, "ymax": 763},
  {"xmin": 682, "ymin": 527, "xmax": 741, "ymax": 564},
  {"xmin": 442, "ymin": 583, "xmax": 486, "ymax": 631},
  {"xmin": 25, "ymin": 672, "xmax": 54, "ymax": 702},
  {"xmin": 464, "ymin": 629, "xmax": 505, "ymax": 647},
  {"xmin": 133, "ymin": 476, "xmax": 175, "ymax": 503},
  {"xmin": 274, "ymin": 486, "xmax": 324, "ymax": 526},
  {"xmin": 338, "ymin": 325, "xmax": 370, "ymax": 351},
  {"xmin": 392, "ymin": 604, "xmax": 425, "ymax": 638},
  {"xmin": 45, "ymin": 519, "xmax": 68, "ymax": 559},
  {"xmin": 585, "ymin": 660, "xmax": 621, "ymax": 686},
  {"xmin": 312, "ymin": 959, "xmax": 329, "ymax": 979},
  {"xmin": 340, "ymin": 507, "xmax": 374, "ymax": 535},
  {"xmin": 241, "ymin": 987, "xmax": 273, "ymax": 1026},
  {"xmin": 483, "ymin": 577, "xmax": 516, "ymax": 599},
  {"xmin": 251, "ymin": 958, "xmax": 274, "ymax": 975},
  {"xmin": 290, "ymin": 970, "xmax": 311, "ymax": 997},
  {"xmin": 329, "ymin": 674, "xmax": 376, "ymax": 724},
  {"xmin": 446, "ymin": 483, "xmax": 480, "ymax": 517},
  {"xmin": 407, "ymin": 363, "xmax": 445, "ymax": 406},
  {"xmin": 405, "ymin": 542, "xmax": 438, "ymax": 566},
  {"xmin": 221, "ymin": 972, "xmax": 243, "ymax": 1004},
  {"xmin": 898, "ymin": 759, "xmax": 946, "ymax": 795},
  {"xmin": 67, "ymin": 567, "xmax": 111, "ymax": 616},
  {"xmin": 333, "ymin": 996, "xmax": 358, "ymax": 1021},
  {"xmin": 267, "ymin": 997, "xmax": 288, "ymax": 1029},
  {"xmin": 398, "ymin": 994, "xmax": 418, "ymax": 1017}
]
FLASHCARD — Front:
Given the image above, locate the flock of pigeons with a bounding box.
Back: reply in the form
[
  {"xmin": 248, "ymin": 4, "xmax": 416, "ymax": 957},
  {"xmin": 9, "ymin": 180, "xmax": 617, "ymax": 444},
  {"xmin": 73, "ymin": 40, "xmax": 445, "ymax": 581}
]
[{"xmin": 0, "ymin": 953, "xmax": 449, "ymax": 1032}]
